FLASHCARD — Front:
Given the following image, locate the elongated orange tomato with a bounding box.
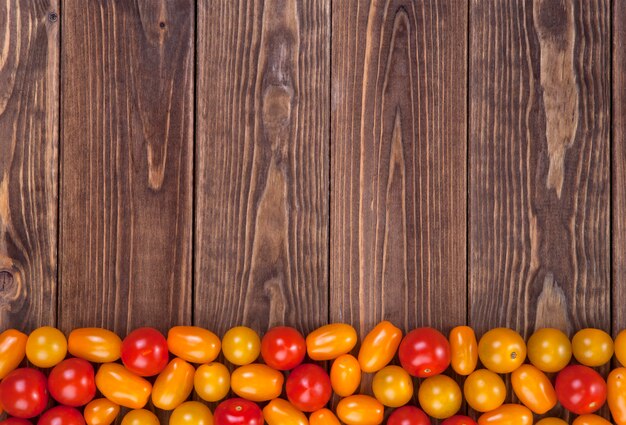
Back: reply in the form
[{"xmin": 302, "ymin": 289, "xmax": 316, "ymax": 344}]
[
  {"xmin": 152, "ymin": 358, "xmax": 195, "ymax": 410},
  {"xmin": 309, "ymin": 408, "xmax": 341, "ymax": 425},
  {"xmin": 478, "ymin": 404, "xmax": 533, "ymax": 425},
  {"xmin": 167, "ymin": 326, "xmax": 221, "ymax": 364},
  {"xmin": 608, "ymin": 368, "xmax": 626, "ymax": 425},
  {"xmin": 336, "ymin": 395, "xmax": 384, "ymax": 425},
  {"xmin": 0, "ymin": 329, "xmax": 27, "ymax": 379},
  {"xmin": 358, "ymin": 321, "xmax": 402, "ymax": 373},
  {"xmin": 231, "ymin": 363, "xmax": 284, "ymax": 402},
  {"xmin": 449, "ymin": 326, "xmax": 478, "ymax": 375},
  {"xmin": 330, "ymin": 354, "xmax": 361, "ymax": 397},
  {"xmin": 262, "ymin": 398, "xmax": 308, "ymax": 425},
  {"xmin": 306, "ymin": 324, "xmax": 357, "ymax": 361},
  {"xmin": 68, "ymin": 328, "xmax": 122, "ymax": 363},
  {"xmin": 95, "ymin": 363, "xmax": 152, "ymax": 409},
  {"xmin": 83, "ymin": 398, "xmax": 120, "ymax": 425},
  {"xmin": 511, "ymin": 364, "xmax": 557, "ymax": 414},
  {"xmin": 573, "ymin": 415, "xmax": 612, "ymax": 425}
]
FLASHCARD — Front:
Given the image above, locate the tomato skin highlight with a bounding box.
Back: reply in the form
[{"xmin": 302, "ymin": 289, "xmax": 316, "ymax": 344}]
[
  {"xmin": 478, "ymin": 328, "xmax": 526, "ymax": 374},
  {"xmin": 387, "ymin": 406, "xmax": 431, "ymax": 425},
  {"xmin": 477, "ymin": 404, "xmax": 533, "ymax": 425},
  {"xmin": 0, "ymin": 329, "xmax": 27, "ymax": 379},
  {"xmin": 371, "ymin": 365, "xmax": 413, "ymax": 407},
  {"xmin": 68, "ymin": 328, "xmax": 122, "ymax": 363},
  {"xmin": 261, "ymin": 326, "xmax": 306, "ymax": 370},
  {"xmin": 121, "ymin": 327, "xmax": 169, "ymax": 377},
  {"xmin": 83, "ymin": 398, "xmax": 120, "ymax": 425},
  {"xmin": 511, "ymin": 364, "xmax": 557, "ymax": 414},
  {"xmin": 572, "ymin": 328, "xmax": 614, "ymax": 367},
  {"xmin": 330, "ymin": 354, "xmax": 361, "ymax": 397},
  {"xmin": 26, "ymin": 326, "xmax": 67, "ymax": 368},
  {"xmin": 556, "ymin": 364, "xmax": 607, "ymax": 414},
  {"xmin": 167, "ymin": 326, "xmax": 221, "ymax": 364},
  {"xmin": 398, "ymin": 327, "xmax": 450, "ymax": 377},
  {"xmin": 442, "ymin": 416, "xmax": 478, "ymax": 425},
  {"xmin": 48, "ymin": 358, "xmax": 96, "ymax": 406},
  {"xmin": 608, "ymin": 367, "xmax": 626, "ymax": 425},
  {"xmin": 309, "ymin": 408, "xmax": 341, "ymax": 425},
  {"xmin": 463, "ymin": 369, "xmax": 506, "ymax": 412},
  {"xmin": 222, "ymin": 327, "xmax": 261, "ymax": 366},
  {"xmin": 38, "ymin": 406, "xmax": 85, "ymax": 425},
  {"xmin": 336, "ymin": 395, "xmax": 384, "ymax": 425},
  {"xmin": 449, "ymin": 326, "xmax": 478, "ymax": 376},
  {"xmin": 95, "ymin": 363, "xmax": 152, "ymax": 409},
  {"xmin": 262, "ymin": 398, "xmax": 308, "ymax": 425},
  {"xmin": 120, "ymin": 409, "xmax": 159, "ymax": 425},
  {"xmin": 0, "ymin": 368, "xmax": 48, "ymax": 418},
  {"xmin": 151, "ymin": 357, "xmax": 195, "ymax": 410},
  {"xmin": 286, "ymin": 363, "xmax": 332, "ymax": 412},
  {"xmin": 194, "ymin": 362, "xmax": 231, "ymax": 402},
  {"xmin": 170, "ymin": 401, "xmax": 214, "ymax": 425},
  {"xmin": 527, "ymin": 328, "xmax": 572, "ymax": 372},
  {"xmin": 306, "ymin": 323, "xmax": 357, "ymax": 361},
  {"xmin": 231, "ymin": 363, "xmax": 284, "ymax": 402},
  {"xmin": 214, "ymin": 398, "xmax": 263, "ymax": 425},
  {"xmin": 358, "ymin": 321, "xmax": 402, "ymax": 373}
]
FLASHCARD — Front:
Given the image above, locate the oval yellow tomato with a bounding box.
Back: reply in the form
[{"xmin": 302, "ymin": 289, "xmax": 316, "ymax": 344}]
[
  {"xmin": 194, "ymin": 362, "xmax": 230, "ymax": 402},
  {"xmin": 68, "ymin": 328, "xmax": 122, "ymax": 363},
  {"xmin": 262, "ymin": 398, "xmax": 308, "ymax": 425},
  {"xmin": 336, "ymin": 395, "xmax": 384, "ymax": 425},
  {"xmin": 527, "ymin": 328, "xmax": 572, "ymax": 372},
  {"xmin": 26, "ymin": 326, "xmax": 67, "ymax": 368},
  {"xmin": 418, "ymin": 375, "xmax": 462, "ymax": 419},
  {"xmin": 95, "ymin": 363, "xmax": 152, "ymax": 409},
  {"xmin": 478, "ymin": 328, "xmax": 526, "ymax": 374},
  {"xmin": 306, "ymin": 324, "xmax": 357, "ymax": 361},
  {"xmin": 511, "ymin": 364, "xmax": 557, "ymax": 414},
  {"xmin": 231, "ymin": 363, "xmax": 284, "ymax": 402},
  {"xmin": 0, "ymin": 329, "xmax": 27, "ymax": 379},
  {"xmin": 121, "ymin": 409, "xmax": 159, "ymax": 425},
  {"xmin": 615, "ymin": 330, "xmax": 626, "ymax": 367},
  {"xmin": 170, "ymin": 401, "xmax": 214, "ymax": 425},
  {"xmin": 309, "ymin": 408, "xmax": 341, "ymax": 425},
  {"xmin": 463, "ymin": 369, "xmax": 506, "ymax": 412},
  {"xmin": 372, "ymin": 365, "xmax": 413, "ymax": 407},
  {"xmin": 221, "ymin": 327, "xmax": 260, "ymax": 365},
  {"xmin": 83, "ymin": 398, "xmax": 120, "ymax": 425},
  {"xmin": 608, "ymin": 367, "xmax": 626, "ymax": 425},
  {"xmin": 330, "ymin": 354, "xmax": 361, "ymax": 397},
  {"xmin": 449, "ymin": 326, "xmax": 478, "ymax": 376},
  {"xmin": 478, "ymin": 404, "xmax": 533, "ymax": 425},
  {"xmin": 152, "ymin": 358, "xmax": 195, "ymax": 410},
  {"xmin": 167, "ymin": 326, "xmax": 221, "ymax": 364},
  {"xmin": 358, "ymin": 321, "xmax": 402, "ymax": 373},
  {"xmin": 536, "ymin": 419, "xmax": 568, "ymax": 425},
  {"xmin": 572, "ymin": 328, "xmax": 614, "ymax": 367},
  {"xmin": 573, "ymin": 415, "xmax": 612, "ymax": 425}
]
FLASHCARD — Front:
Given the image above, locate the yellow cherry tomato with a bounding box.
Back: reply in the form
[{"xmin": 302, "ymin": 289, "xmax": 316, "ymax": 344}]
[
  {"xmin": 358, "ymin": 321, "xmax": 402, "ymax": 373},
  {"xmin": 167, "ymin": 326, "xmax": 221, "ymax": 364},
  {"xmin": 306, "ymin": 323, "xmax": 357, "ymax": 361},
  {"xmin": 231, "ymin": 363, "xmax": 284, "ymax": 402},
  {"xmin": 572, "ymin": 328, "xmax": 614, "ymax": 367},
  {"xmin": 336, "ymin": 395, "xmax": 384, "ymax": 425},
  {"xmin": 170, "ymin": 401, "xmax": 214, "ymax": 425},
  {"xmin": 371, "ymin": 365, "xmax": 413, "ymax": 407},
  {"xmin": 26, "ymin": 326, "xmax": 67, "ymax": 368},
  {"xmin": 615, "ymin": 330, "xmax": 626, "ymax": 367},
  {"xmin": 418, "ymin": 375, "xmax": 462, "ymax": 419},
  {"xmin": 478, "ymin": 328, "xmax": 526, "ymax": 374},
  {"xmin": 478, "ymin": 404, "xmax": 533, "ymax": 425},
  {"xmin": 121, "ymin": 409, "xmax": 159, "ymax": 425},
  {"xmin": 573, "ymin": 415, "xmax": 612, "ymax": 425},
  {"xmin": 536, "ymin": 419, "xmax": 567, "ymax": 425},
  {"xmin": 151, "ymin": 358, "xmax": 195, "ymax": 410},
  {"xmin": 95, "ymin": 363, "xmax": 152, "ymax": 409},
  {"xmin": 194, "ymin": 362, "xmax": 230, "ymax": 402},
  {"xmin": 83, "ymin": 398, "xmax": 120, "ymax": 425},
  {"xmin": 222, "ymin": 327, "xmax": 260, "ymax": 365},
  {"xmin": 463, "ymin": 369, "xmax": 506, "ymax": 412},
  {"xmin": 309, "ymin": 408, "xmax": 341, "ymax": 425},
  {"xmin": 330, "ymin": 354, "xmax": 361, "ymax": 397},
  {"xmin": 68, "ymin": 328, "xmax": 122, "ymax": 363},
  {"xmin": 527, "ymin": 328, "xmax": 572, "ymax": 372},
  {"xmin": 263, "ymin": 398, "xmax": 308, "ymax": 425},
  {"xmin": 449, "ymin": 326, "xmax": 478, "ymax": 376},
  {"xmin": 0, "ymin": 329, "xmax": 27, "ymax": 379},
  {"xmin": 608, "ymin": 367, "xmax": 626, "ymax": 425},
  {"xmin": 511, "ymin": 364, "xmax": 557, "ymax": 414}
]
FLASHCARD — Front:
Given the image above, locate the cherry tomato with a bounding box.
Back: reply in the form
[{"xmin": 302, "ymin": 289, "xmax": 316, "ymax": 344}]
[
  {"xmin": 615, "ymin": 330, "xmax": 626, "ymax": 367},
  {"xmin": 231, "ymin": 363, "xmax": 284, "ymax": 402},
  {"xmin": 121, "ymin": 327, "xmax": 168, "ymax": 376},
  {"xmin": 572, "ymin": 415, "xmax": 612, "ymax": 425},
  {"xmin": 477, "ymin": 404, "xmax": 533, "ymax": 425},
  {"xmin": 48, "ymin": 358, "xmax": 96, "ymax": 406},
  {"xmin": 418, "ymin": 375, "xmax": 462, "ymax": 419},
  {"xmin": 83, "ymin": 398, "xmax": 120, "ymax": 425},
  {"xmin": 336, "ymin": 395, "xmax": 384, "ymax": 425},
  {"xmin": 556, "ymin": 365, "xmax": 607, "ymax": 414},
  {"xmin": 527, "ymin": 328, "xmax": 572, "ymax": 372},
  {"xmin": 120, "ymin": 409, "xmax": 159, "ymax": 425},
  {"xmin": 0, "ymin": 368, "xmax": 48, "ymax": 418},
  {"xmin": 572, "ymin": 328, "xmax": 614, "ymax": 367},
  {"xmin": 68, "ymin": 328, "xmax": 122, "ymax": 363},
  {"xmin": 358, "ymin": 321, "xmax": 402, "ymax": 373},
  {"xmin": 463, "ymin": 369, "xmax": 506, "ymax": 412},
  {"xmin": 387, "ymin": 406, "xmax": 430, "ymax": 425},
  {"xmin": 222, "ymin": 327, "xmax": 261, "ymax": 366},
  {"xmin": 309, "ymin": 408, "xmax": 341, "ymax": 425},
  {"xmin": 167, "ymin": 326, "xmax": 221, "ymax": 364},
  {"xmin": 261, "ymin": 326, "xmax": 306, "ymax": 370},
  {"xmin": 170, "ymin": 401, "xmax": 214, "ymax": 425},
  {"xmin": 449, "ymin": 326, "xmax": 477, "ymax": 376},
  {"xmin": 152, "ymin": 358, "xmax": 195, "ymax": 410},
  {"xmin": 478, "ymin": 328, "xmax": 526, "ymax": 374},
  {"xmin": 0, "ymin": 329, "xmax": 27, "ymax": 379},
  {"xmin": 194, "ymin": 362, "xmax": 231, "ymax": 402},
  {"xmin": 536, "ymin": 419, "xmax": 568, "ymax": 425},
  {"xmin": 38, "ymin": 406, "xmax": 85, "ymax": 425},
  {"xmin": 214, "ymin": 398, "xmax": 263, "ymax": 425},
  {"xmin": 511, "ymin": 364, "xmax": 557, "ymax": 414},
  {"xmin": 262, "ymin": 399, "xmax": 308, "ymax": 425},
  {"xmin": 398, "ymin": 327, "xmax": 450, "ymax": 377},
  {"xmin": 330, "ymin": 354, "xmax": 361, "ymax": 397},
  {"xmin": 0, "ymin": 419, "xmax": 32, "ymax": 425},
  {"xmin": 306, "ymin": 323, "xmax": 357, "ymax": 361},
  {"xmin": 608, "ymin": 367, "xmax": 626, "ymax": 425},
  {"xmin": 26, "ymin": 326, "xmax": 67, "ymax": 368},
  {"xmin": 442, "ymin": 416, "xmax": 478, "ymax": 425},
  {"xmin": 371, "ymin": 365, "xmax": 413, "ymax": 407},
  {"xmin": 95, "ymin": 363, "xmax": 152, "ymax": 409},
  {"xmin": 285, "ymin": 363, "xmax": 332, "ymax": 412}
]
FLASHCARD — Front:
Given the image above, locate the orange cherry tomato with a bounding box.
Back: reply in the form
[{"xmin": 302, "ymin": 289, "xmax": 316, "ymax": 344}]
[
  {"xmin": 309, "ymin": 408, "xmax": 341, "ymax": 425},
  {"xmin": 222, "ymin": 327, "xmax": 261, "ymax": 366},
  {"xmin": 83, "ymin": 398, "xmax": 120, "ymax": 425},
  {"xmin": 0, "ymin": 329, "xmax": 27, "ymax": 379},
  {"xmin": 358, "ymin": 321, "xmax": 402, "ymax": 373},
  {"xmin": 511, "ymin": 364, "xmax": 557, "ymax": 414},
  {"xmin": 306, "ymin": 324, "xmax": 357, "ymax": 361},
  {"xmin": 572, "ymin": 328, "xmax": 614, "ymax": 367},
  {"xmin": 527, "ymin": 328, "xmax": 572, "ymax": 372},
  {"xmin": 262, "ymin": 398, "xmax": 308, "ymax": 425},
  {"xmin": 95, "ymin": 363, "xmax": 152, "ymax": 409},
  {"xmin": 478, "ymin": 328, "xmax": 526, "ymax": 374},
  {"xmin": 151, "ymin": 358, "xmax": 195, "ymax": 410},
  {"xmin": 167, "ymin": 326, "xmax": 221, "ymax": 364},
  {"xmin": 372, "ymin": 365, "xmax": 413, "ymax": 407},
  {"xmin": 608, "ymin": 367, "xmax": 626, "ymax": 425},
  {"xmin": 26, "ymin": 326, "xmax": 67, "ymax": 368},
  {"xmin": 418, "ymin": 375, "xmax": 462, "ymax": 419},
  {"xmin": 478, "ymin": 404, "xmax": 533, "ymax": 425},
  {"xmin": 121, "ymin": 409, "xmax": 159, "ymax": 425},
  {"xmin": 573, "ymin": 415, "xmax": 612, "ymax": 425},
  {"xmin": 449, "ymin": 326, "xmax": 478, "ymax": 376},
  {"xmin": 68, "ymin": 328, "xmax": 122, "ymax": 363},
  {"xmin": 330, "ymin": 354, "xmax": 361, "ymax": 397},
  {"xmin": 463, "ymin": 369, "xmax": 506, "ymax": 412},
  {"xmin": 231, "ymin": 363, "xmax": 284, "ymax": 402},
  {"xmin": 615, "ymin": 330, "xmax": 626, "ymax": 367},
  {"xmin": 336, "ymin": 395, "xmax": 384, "ymax": 425},
  {"xmin": 536, "ymin": 419, "xmax": 567, "ymax": 425},
  {"xmin": 170, "ymin": 401, "xmax": 214, "ymax": 425},
  {"xmin": 194, "ymin": 362, "xmax": 230, "ymax": 402}
]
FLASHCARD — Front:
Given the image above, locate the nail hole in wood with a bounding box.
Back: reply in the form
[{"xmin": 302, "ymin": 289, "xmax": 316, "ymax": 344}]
[
  {"xmin": 159, "ymin": 22, "xmax": 166, "ymax": 29},
  {"xmin": 48, "ymin": 12, "xmax": 58, "ymax": 23}
]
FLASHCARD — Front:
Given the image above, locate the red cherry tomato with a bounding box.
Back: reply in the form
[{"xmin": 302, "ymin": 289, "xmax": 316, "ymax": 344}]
[
  {"xmin": 261, "ymin": 327, "xmax": 306, "ymax": 370},
  {"xmin": 556, "ymin": 365, "xmax": 607, "ymax": 414},
  {"xmin": 38, "ymin": 406, "xmax": 85, "ymax": 425},
  {"xmin": 214, "ymin": 398, "xmax": 263, "ymax": 425},
  {"xmin": 121, "ymin": 327, "xmax": 168, "ymax": 376},
  {"xmin": 0, "ymin": 419, "xmax": 32, "ymax": 425},
  {"xmin": 387, "ymin": 406, "xmax": 430, "ymax": 425},
  {"xmin": 442, "ymin": 416, "xmax": 478, "ymax": 425},
  {"xmin": 48, "ymin": 358, "xmax": 96, "ymax": 406},
  {"xmin": 285, "ymin": 363, "xmax": 332, "ymax": 412},
  {"xmin": 0, "ymin": 368, "xmax": 48, "ymax": 418},
  {"xmin": 398, "ymin": 327, "xmax": 451, "ymax": 377}
]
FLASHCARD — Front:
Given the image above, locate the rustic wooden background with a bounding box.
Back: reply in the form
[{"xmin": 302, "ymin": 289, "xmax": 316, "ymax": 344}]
[{"xmin": 0, "ymin": 0, "xmax": 621, "ymax": 421}]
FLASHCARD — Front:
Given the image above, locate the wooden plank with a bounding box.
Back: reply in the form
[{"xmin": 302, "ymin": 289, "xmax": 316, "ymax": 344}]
[
  {"xmin": 0, "ymin": 0, "xmax": 59, "ymax": 332},
  {"xmin": 195, "ymin": 0, "xmax": 330, "ymax": 336}
]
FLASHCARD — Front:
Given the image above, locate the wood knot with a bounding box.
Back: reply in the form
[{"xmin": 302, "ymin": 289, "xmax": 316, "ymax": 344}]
[
  {"xmin": 0, "ymin": 271, "xmax": 14, "ymax": 290},
  {"xmin": 535, "ymin": 0, "xmax": 569, "ymax": 41},
  {"xmin": 262, "ymin": 85, "xmax": 293, "ymax": 130}
]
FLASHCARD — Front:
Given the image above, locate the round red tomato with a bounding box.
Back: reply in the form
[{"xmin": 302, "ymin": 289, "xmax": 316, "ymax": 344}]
[
  {"xmin": 399, "ymin": 327, "xmax": 450, "ymax": 377},
  {"xmin": 48, "ymin": 358, "xmax": 96, "ymax": 406},
  {"xmin": 261, "ymin": 326, "xmax": 306, "ymax": 370},
  {"xmin": 286, "ymin": 363, "xmax": 332, "ymax": 412},
  {"xmin": 0, "ymin": 419, "xmax": 33, "ymax": 425},
  {"xmin": 121, "ymin": 327, "xmax": 168, "ymax": 376},
  {"xmin": 556, "ymin": 365, "xmax": 607, "ymax": 414},
  {"xmin": 0, "ymin": 368, "xmax": 48, "ymax": 418},
  {"xmin": 387, "ymin": 406, "xmax": 430, "ymax": 425},
  {"xmin": 38, "ymin": 406, "xmax": 85, "ymax": 425},
  {"xmin": 442, "ymin": 415, "xmax": 478, "ymax": 425},
  {"xmin": 214, "ymin": 398, "xmax": 263, "ymax": 425}
]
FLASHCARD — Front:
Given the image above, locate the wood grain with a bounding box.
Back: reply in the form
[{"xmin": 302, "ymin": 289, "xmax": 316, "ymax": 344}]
[
  {"xmin": 195, "ymin": 0, "xmax": 330, "ymax": 336},
  {"xmin": 0, "ymin": 0, "xmax": 59, "ymax": 332}
]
